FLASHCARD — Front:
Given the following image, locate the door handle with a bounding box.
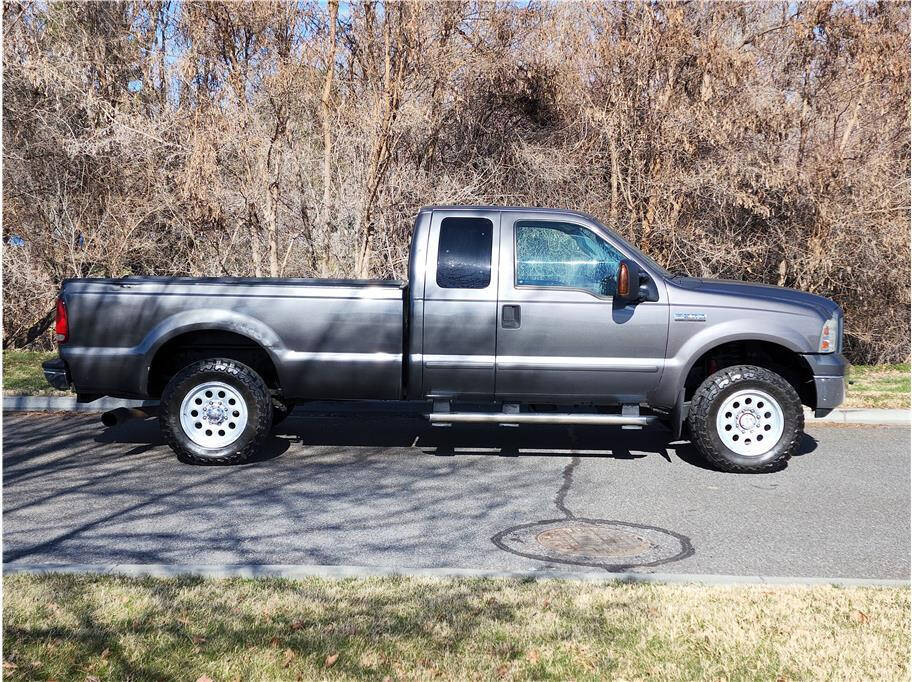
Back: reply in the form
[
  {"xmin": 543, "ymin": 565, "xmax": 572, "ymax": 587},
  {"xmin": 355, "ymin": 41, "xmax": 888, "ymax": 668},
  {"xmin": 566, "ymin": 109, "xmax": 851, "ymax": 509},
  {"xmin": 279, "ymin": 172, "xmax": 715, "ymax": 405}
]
[{"xmin": 502, "ymin": 304, "xmax": 521, "ymax": 329}]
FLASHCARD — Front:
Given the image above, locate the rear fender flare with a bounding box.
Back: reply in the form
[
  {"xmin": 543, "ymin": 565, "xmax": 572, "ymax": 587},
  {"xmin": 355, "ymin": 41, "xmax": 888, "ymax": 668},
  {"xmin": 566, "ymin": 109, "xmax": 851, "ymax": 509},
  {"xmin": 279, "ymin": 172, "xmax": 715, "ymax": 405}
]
[{"xmin": 138, "ymin": 310, "xmax": 286, "ymax": 394}]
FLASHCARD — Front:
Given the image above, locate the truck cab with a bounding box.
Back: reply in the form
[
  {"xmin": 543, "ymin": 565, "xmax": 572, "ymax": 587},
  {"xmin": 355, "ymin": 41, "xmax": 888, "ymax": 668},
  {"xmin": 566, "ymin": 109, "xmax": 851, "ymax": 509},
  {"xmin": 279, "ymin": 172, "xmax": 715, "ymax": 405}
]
[{"xmin": 407, "ymin": 207, "xmax": 669, "ymax": 405}]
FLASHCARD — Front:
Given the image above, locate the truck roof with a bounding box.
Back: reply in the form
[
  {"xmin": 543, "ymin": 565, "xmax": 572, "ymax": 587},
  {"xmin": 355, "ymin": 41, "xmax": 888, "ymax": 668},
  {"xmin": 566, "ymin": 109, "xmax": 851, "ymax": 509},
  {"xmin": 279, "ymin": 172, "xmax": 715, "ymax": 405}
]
[{"xmin": 418, "ymin": 205, "xmax": 600, "ymax": 222}]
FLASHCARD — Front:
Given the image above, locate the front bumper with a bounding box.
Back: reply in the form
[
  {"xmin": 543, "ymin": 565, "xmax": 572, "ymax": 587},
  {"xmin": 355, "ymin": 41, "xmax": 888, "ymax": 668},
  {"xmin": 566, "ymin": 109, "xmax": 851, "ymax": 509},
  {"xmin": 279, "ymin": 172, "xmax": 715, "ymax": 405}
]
[
  {"xmin": 801, "ymin": 352, "xmax": 847, "ymax": 416},
  {"xmin": 812, "ymin": 376, "xmax": 845, "ymax": 415},
  {"xmin": 42, "ymin": 357, "xmax": 71, "ymax": 390}
]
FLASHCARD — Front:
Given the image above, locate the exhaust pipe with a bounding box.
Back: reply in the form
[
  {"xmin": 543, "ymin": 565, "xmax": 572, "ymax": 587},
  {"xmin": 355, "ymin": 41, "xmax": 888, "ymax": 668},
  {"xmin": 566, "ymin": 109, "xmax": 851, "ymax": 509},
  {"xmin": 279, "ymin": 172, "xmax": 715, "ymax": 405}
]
[{"xmin": 101, "ymin": 406, "xmax": 156, "ymax": 427}]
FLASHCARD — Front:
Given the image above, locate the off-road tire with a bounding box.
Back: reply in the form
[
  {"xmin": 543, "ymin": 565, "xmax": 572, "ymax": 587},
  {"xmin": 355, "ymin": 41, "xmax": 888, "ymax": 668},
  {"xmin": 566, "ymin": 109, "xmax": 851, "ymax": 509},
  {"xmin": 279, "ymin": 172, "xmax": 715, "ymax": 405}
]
[
  {"xmin": 687, "ymin": 364, "xmax": 803, "ymax": 473},
  {"xmin": 271, "ymin": 398, "xmax": 295, "ymax": 427},
  {"xmin": 160, "ymin": 358, "xmax": 272, "ymax": 465}
]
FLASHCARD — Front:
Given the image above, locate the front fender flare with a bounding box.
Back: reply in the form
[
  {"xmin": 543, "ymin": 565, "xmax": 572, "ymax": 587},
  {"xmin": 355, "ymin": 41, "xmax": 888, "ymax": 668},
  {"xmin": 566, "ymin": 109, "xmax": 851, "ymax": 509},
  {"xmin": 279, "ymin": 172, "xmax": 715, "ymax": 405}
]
[{"xmin": 653, "ymin": 320, "xmax": 813, "ymax": 409}]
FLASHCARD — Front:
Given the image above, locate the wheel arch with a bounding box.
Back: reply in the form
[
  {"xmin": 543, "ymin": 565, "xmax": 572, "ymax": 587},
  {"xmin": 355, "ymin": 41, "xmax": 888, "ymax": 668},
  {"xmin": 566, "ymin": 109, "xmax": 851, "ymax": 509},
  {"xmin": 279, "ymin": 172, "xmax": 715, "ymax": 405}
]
[
  {"xmin": 145, "ymin": 321, "xmax": 283, "ymax": 398},
  {"xmin": 682, "ymin": 339, "xmax": 816, "ymax": 407},
  {"xmin": 667, "ymin": 338, "xmax": 816, "ymax": 440}
]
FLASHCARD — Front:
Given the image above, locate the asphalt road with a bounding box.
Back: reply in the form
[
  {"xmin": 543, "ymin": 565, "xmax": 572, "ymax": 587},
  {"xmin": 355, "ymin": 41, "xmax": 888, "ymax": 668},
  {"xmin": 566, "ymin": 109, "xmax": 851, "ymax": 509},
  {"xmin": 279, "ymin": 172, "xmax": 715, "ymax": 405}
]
[{"xmin": 3, "ymin": 406, "xmax": 909, "ymax": 579}]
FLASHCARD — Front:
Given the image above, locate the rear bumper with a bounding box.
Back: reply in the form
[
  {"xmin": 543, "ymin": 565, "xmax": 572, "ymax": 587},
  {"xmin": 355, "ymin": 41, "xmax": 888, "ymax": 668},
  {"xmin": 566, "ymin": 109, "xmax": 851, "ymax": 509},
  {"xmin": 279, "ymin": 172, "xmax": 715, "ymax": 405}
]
[
  {"xmin": 42, "ymin": 357, "xmax": 71, "ymax": 391},
  {"xmin": 801, "ymin": 352, "xmax": 847, "ymax": 416}
]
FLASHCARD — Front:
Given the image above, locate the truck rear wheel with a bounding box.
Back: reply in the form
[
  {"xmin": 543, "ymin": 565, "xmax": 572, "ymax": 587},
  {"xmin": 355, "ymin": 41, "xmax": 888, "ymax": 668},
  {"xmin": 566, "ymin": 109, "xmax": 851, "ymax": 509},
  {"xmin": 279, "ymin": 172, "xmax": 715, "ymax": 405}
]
[
  {"xmin": 160, "ymin": 358, "xmax": 272, "ymax": 465},
  {"xmin": 687, "ymin": 364, "xmax": 803, "ymax": 473}
]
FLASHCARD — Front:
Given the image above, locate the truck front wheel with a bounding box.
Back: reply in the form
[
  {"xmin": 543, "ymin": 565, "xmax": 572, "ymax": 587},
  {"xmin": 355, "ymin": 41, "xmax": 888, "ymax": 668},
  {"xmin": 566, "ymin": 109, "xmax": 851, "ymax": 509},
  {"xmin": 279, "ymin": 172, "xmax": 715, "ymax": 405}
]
[
  {"xmin": 160, "ymin": 358, "xmax": 273, "ymax": 465},
  {"xmin": 687, "ymin": 364, "xmax": 803, "ymax": 473}
]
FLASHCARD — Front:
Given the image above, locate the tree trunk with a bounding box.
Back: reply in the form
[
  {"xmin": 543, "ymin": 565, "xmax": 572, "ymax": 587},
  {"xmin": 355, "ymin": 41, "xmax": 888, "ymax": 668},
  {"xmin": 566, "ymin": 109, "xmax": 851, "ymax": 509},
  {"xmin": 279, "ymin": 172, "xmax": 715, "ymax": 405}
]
[
  {"xmin": 320, "ymin": 0, "xmax": 339, "ymax": 275},
  {"xmin": 248, "ymin": 204, "xmax": 263, "ymax": 278},
  {"xmin": 264, "ymin": 180, "xmax": 280, "ymax": 277},
  {"xmin": 610, "ymin": 137, "xmax": 619, "ymax": 223},
  {"xmin": 355, "ymin": 6, "xmax": 408, "ymax": 278}
]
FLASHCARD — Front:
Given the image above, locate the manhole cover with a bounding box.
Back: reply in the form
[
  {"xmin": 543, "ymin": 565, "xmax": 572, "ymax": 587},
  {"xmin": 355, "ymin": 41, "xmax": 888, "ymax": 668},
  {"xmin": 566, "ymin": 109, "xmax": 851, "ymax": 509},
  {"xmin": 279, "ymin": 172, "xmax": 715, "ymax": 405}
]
[
  {"xmin": 536, "ymin": 524, "xmax": 650, "ymax": 558},
  {"xmin": 492, "ymin": 518, "xmax": 692, "ymax": 571}
]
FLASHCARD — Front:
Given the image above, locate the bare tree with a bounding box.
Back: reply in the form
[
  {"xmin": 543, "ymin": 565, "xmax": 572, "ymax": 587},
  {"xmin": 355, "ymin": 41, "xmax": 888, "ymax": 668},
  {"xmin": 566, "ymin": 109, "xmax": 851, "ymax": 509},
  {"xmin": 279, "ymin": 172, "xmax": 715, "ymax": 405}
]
[{"xmin": 3, "ymin": 1, "xmax": 909, "ymax": 363}]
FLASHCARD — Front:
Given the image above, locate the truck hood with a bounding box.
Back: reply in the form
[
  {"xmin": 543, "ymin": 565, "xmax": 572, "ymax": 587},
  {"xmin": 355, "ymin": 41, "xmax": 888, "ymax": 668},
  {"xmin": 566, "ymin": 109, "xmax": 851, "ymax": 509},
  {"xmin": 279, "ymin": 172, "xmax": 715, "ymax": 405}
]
[{"xmin": 670, "ymin": 277, "xmax": 839, "ymax": 319}]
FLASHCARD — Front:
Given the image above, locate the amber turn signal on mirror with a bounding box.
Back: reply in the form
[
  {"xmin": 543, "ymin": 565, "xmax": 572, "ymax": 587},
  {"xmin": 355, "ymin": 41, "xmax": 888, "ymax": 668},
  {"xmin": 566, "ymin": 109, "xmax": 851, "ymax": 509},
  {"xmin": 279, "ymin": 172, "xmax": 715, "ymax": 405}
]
[{"xmin": 617, "ymin": 262, "xmax": 630, "ymax": 298}]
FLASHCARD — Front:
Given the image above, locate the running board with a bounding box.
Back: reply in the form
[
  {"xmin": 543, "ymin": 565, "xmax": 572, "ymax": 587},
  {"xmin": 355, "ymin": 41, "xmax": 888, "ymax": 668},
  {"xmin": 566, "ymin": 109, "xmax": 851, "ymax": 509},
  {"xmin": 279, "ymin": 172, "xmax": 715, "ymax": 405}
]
[{"xmin": 427, "ymin": 412, "xmax": 658, "ymax": 426}]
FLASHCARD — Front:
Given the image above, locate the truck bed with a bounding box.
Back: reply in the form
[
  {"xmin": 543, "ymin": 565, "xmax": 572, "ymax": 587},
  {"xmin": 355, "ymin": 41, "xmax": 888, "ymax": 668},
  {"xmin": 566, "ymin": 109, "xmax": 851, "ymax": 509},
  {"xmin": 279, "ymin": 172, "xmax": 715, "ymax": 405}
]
[
  {"xmin": 70, "ymin": 276, "xmax": 405, "ymax": 288},
  {"xmin": 59, "ymin": 277, "xmax": 407, "ymax": 401}
]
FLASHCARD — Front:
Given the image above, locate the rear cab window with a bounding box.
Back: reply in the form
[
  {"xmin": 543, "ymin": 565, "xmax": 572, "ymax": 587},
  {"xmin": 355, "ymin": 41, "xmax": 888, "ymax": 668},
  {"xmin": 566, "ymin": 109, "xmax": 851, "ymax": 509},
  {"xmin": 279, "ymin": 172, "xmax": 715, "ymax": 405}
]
[{"xmin": 436, "ymin": 217, "xmax": 493, "ymax": 289}]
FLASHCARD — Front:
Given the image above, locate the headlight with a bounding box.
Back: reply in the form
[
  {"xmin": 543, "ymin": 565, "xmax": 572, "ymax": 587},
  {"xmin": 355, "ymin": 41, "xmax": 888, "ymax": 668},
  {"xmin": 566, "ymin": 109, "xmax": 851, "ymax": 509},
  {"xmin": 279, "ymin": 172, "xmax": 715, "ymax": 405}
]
[{"xmin": 818, "ymin": 315, "xmax": 839, "ymax": 353}]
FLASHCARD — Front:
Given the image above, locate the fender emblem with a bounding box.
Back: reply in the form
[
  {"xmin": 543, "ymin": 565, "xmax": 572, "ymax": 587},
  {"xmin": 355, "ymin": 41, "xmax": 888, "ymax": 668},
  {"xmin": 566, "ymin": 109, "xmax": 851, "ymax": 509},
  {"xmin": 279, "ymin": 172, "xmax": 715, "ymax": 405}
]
[{"xmin": 674, "ymin": 312, "xmax": 706, "ymax": 322}]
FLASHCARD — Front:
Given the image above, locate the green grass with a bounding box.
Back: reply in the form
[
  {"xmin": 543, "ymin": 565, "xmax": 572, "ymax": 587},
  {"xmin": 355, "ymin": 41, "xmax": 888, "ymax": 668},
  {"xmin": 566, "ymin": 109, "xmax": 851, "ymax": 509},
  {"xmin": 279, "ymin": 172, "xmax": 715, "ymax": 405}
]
[
  {"xmin": 3, "ymin": 349, "xmax": 910, "ymax": 408},
  {"xmin": 2, "ymin": 349, "xmax": 66, "ymax": 395},
  {"xmin": 2, "ymin": 574, "xmax": 908, "ymax": 681},
  {"xmin": 845, "ymin": 363, "xmax": 910, "ymax": 409}
]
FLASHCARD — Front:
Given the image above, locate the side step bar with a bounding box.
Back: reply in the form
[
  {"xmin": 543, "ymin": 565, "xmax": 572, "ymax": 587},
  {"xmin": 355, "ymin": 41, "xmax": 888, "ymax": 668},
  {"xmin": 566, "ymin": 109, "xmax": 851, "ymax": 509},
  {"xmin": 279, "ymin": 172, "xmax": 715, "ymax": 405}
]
[{"xmin": 428, "ymin": 412, "xmax": 658, "ymax": 426}]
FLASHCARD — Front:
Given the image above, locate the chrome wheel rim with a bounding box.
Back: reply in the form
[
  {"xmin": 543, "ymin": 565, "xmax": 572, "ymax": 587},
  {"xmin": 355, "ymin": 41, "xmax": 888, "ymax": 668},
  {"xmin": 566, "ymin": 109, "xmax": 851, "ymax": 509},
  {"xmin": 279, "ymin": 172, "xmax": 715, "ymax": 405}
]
[
  {"xmin": 715, "ymin": 388, "xmax": 784, "ymax": 457},
  {"xmin": 179, "ymin": 381, "xmax": 248, "ymax": 449}
]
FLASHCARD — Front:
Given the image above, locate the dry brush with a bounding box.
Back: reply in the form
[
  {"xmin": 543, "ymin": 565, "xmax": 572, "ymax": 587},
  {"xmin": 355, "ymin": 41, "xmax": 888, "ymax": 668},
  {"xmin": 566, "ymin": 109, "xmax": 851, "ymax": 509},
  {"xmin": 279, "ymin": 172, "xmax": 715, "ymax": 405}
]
[{"xmin": 3, "ymin": 1, "xmax": 909, "ymax": 363}]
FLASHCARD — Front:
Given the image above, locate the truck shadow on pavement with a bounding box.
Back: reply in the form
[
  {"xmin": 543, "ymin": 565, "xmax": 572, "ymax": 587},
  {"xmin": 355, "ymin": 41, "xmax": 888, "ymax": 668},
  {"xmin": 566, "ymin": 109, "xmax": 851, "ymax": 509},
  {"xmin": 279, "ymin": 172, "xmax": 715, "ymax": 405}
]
[
  {"xmin": 281, "ymin": 406, "xmax": 815, "ymax": 470},
  {"xmin": 91, "ymin": 405, "xmax": 819, "ymax": 471}
]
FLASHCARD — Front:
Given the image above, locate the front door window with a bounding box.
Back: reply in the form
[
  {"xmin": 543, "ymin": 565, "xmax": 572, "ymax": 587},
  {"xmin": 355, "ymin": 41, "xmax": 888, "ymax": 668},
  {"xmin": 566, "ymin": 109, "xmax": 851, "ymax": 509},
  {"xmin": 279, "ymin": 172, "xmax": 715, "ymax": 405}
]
[{"xmin": 515, "ymin": 220, "xmax": 624, "ymax": 297}]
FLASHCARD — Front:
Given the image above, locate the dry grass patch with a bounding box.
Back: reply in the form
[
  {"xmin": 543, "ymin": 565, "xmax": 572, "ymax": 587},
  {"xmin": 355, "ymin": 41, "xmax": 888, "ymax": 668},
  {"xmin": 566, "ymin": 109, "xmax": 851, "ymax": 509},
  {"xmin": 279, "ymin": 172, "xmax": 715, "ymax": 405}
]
[
  {"xmin": 845, "ymin": 364, "xmax": 910, "ymax": 409},
  {"xmin": 3, "ymin": 574, "xmax": 909, "ymax": 681},
  {"xmin": 2, "ymin": 350, "xmax": 67, "ymax": 396}
]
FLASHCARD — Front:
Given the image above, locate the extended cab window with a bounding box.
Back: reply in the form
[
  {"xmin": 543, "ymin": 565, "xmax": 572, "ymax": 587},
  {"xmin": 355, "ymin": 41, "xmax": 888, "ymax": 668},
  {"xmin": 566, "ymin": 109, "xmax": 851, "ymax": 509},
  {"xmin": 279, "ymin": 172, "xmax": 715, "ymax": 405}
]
[
  {"xmin": 436, "ymin": 217, "xmax": 493, "ymax": 289},
  {"xmin": 515, "ymin": 220, "xmax": 624, "ymax": 296}
]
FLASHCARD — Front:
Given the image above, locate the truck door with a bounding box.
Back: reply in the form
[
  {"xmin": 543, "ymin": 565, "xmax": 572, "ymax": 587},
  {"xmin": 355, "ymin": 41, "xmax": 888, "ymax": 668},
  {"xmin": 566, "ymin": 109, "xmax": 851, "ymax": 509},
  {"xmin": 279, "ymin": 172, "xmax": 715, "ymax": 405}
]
[
  {"xmin": 494, "ymin": 211, "xmax": 668, "ymax": 403},
  {"xmin": 420, "ymin": 209, "xmax": 501, "ymax": 399}
]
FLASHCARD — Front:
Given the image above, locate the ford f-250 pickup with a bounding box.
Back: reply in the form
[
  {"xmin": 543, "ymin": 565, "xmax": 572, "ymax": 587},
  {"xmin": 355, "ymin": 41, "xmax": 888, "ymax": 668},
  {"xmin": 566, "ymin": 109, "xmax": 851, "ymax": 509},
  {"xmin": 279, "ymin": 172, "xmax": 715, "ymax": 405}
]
[{"xmin": 43, "ymin": 206, "xmax": 846, "ymax": 472}]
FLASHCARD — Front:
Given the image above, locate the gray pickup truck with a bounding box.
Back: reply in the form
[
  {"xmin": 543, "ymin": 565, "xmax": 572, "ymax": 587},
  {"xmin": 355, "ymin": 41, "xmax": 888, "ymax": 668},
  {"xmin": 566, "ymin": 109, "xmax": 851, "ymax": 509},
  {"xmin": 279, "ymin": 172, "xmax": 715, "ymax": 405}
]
[{"xmin": 44, "ymin": 206, "xmax": 846, "ymax": 472}]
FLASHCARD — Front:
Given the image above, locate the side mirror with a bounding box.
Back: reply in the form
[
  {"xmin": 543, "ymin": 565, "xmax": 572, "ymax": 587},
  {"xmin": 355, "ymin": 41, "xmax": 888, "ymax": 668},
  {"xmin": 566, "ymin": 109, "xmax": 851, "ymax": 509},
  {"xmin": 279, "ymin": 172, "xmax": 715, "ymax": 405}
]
[{"xmin": 616, "ymin": 259, "xmax": 658, "ymax": 303}]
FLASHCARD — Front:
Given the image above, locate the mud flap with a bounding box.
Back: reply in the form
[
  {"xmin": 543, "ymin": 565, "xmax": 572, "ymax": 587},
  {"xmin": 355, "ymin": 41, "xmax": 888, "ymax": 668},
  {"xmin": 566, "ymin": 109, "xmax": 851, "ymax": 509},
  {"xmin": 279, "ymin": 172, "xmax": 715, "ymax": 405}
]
[{"xmin": 671, "ymin": 387, "xmax": 689, "ymax": 440}]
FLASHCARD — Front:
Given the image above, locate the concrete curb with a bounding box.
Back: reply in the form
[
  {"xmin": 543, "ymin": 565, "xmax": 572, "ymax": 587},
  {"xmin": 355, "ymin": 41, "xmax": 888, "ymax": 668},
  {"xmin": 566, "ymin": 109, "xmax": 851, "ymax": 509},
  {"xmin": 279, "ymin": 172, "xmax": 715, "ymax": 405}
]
[
  {"xmin": 3, "ymin": 563, "xmax": 907, "ymax": 587},
  {"xmin": 0, "ymin": 396, "xmax": 425, "ymax": 415},
  {"xmin": 803, "ymin": 407, "xmax": 909, "ymax": 425},
  {"xmin": 2, "ymin": 396, "xmax": 159, "ymax": 412},
  {"xmin": 4, "ymin": 396, "xmax": 909, "ymax": 426}
]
